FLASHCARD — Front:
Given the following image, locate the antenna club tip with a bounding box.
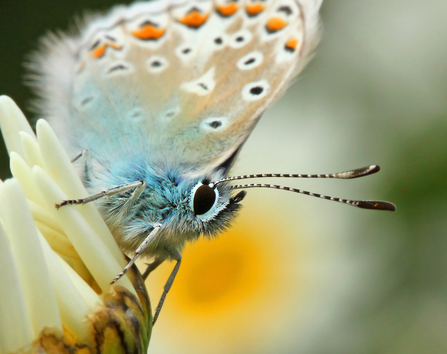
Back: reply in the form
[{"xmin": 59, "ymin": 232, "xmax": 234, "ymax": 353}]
[
  {"xmin": 371, "ymin": 165, "xmax": 380, "ymax": 172},
  {"xmin": 344, "ymin": 165, "xmax": 381, "ymax": 178},
  {"xmin": 230, "ymin": 190, "xmax": 247, "ymax": 203},
  {"xmin": 358, "ymin": 200, "xmax": 396, "ymax": 211}
]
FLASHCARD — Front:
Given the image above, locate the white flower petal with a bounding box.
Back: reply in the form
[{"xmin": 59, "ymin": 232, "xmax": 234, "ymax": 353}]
[
  {"xmin": 28, "ymin": 199, "xmax": 65, "ymax": 235},
  {"xmin": 36, "ymin": 119, "xmax": 125, "ymax": 265},
  {"xmin": 32, "ymin": 166, "xmax": 136, "ymax": 295},
  {"xmin": 0, "ymin": 95, "xmax": 151, "ymax": 350},
  {"xmin": 0, "ymin": 179, "xmax": 62, "ymax": 336},
  {"xmin": 10, "ymin": 152, "xmax": 47, "ymax": 206},
  {"xmin": 37, "ymin": 231, "xmax": 97, "ymax": 340},
  {"xmin": 20, "ymin": 131, "xmax": 45, "ymax": 168},
  {"xmin": 0, "ymin": 96, "xmax": 36, "ymax": 160},
  {"xmin": 0, "ymin": 221, "xmax": 34, "ymax": 353}
]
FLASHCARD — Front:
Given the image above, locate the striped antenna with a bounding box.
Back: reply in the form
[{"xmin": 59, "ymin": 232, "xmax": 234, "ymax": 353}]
[
  {"xmin": 211, "ymin": 165, "xmax": 380, "ymax": 187},
  {"xmin": 211, "ymin": 165, "xmax": 395, "ymax": 211},
  {"xmin": 230, "ymin": 183, "xmax": 396, "ymax": 211}
]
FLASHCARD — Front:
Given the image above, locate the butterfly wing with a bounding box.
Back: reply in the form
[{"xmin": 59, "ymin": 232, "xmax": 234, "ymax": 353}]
[{"xmin": 30, "ymin": 0, "xmax": 322, "ymax": 175}]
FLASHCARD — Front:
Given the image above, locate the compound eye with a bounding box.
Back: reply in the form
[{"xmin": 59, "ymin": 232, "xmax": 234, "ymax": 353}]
[{"xmin": 193, "ymin": 183, "xmax": 218, "ymax": 215}]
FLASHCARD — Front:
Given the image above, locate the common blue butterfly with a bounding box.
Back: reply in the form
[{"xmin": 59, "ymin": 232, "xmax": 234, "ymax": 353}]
[{"xmin": 28, "ymin": 0, "xmax": 395, "ymax": 324}]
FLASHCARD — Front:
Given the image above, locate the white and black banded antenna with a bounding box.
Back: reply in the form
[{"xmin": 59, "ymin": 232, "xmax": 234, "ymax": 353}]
[{"xmin": 211, "ymin": 165, "xmax": 396, "ymax": 211}]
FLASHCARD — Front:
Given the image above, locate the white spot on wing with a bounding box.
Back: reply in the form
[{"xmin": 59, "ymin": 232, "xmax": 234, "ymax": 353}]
[
  {"xmin": 78, "ymin": 96, "xmax": 95, "ymax": 110},
  {"xmin": 229, "ymin": 29, "xmax": 252, "ymax": 48},
  {"xmin": 102, "ymin": 61, "xmax": 134, "ymax": 77},
  {"xmin": 275, "ymin": 30, "xmax": 303, "ymax": 64},
  {"xmin": 241, "ymin": 80, "xmax": 270, "ymax": 101},
  {"xmin": 210, "ymin": 33, "xmax": 228, "ymax": 50},
  {"xmin": 276, "ymin": 0, "xmax": 300, "ymax": 18},
  {"xmin": 181, "ymin": 67, "xmax": 216, "ymax": 96},
  {"xmin": 171, "ymin": 2, "xmax": 212, "ymax": 23},
  {"xmin": 237, "ymin": 51, "xmax": 264, "ymax": 70},
  {"xmin": 125, "ymin": 13, "xmax": 169, "ymax": 49},
  {"xmin": 85, "ymin": 27, "xmax": 128, "ymax": 58},
  {"xmin": 127, "ymin": 107, "xmax": 143, "ymax": 122},
  {"xmin": 163, "ymin": 106, "xmax": 180, "ymax": 120},
  {"xmin": 201, "ymin": 117, "xmax": 230, "ymax": 132},
  {"xmin": 146, "ymin": 55, "xmax": 169, "ymax": 73},
  {"xmin": 175, "ymin": 44, "xmax": 195, "ymax": 62}
]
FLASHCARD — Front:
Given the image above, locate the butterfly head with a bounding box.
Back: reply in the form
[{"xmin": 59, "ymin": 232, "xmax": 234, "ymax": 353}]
[
  {"xmin": 163, "ymin": 170, "xmax": 247, "ymax": 238},
  {"xmin": 100, "ymin": 164, "xmax": 247, "ymax": 253}
]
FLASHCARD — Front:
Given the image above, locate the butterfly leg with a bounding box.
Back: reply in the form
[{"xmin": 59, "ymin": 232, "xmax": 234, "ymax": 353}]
[
  {"xmin": 110, "ymin": 224, "xmax": 162, "ymax": 284},
  {"xmin": 152, "ymin": 248, "xmax": 181, "ymax": 325},
  {"xmin": 55, "ymin": 180, "xmax": 144, "ymax": 209},
  {"xmin": 123, "ymin": 181, "xmax": 146, "ymax": 208},
  {"xmin": 70, "ymin": 149, "xmax": 95, "ymax": 184},
  {"xmin": 142, "ymin": 257, "xmax": 165, "ymax": 280},
  {"xmin": 70, "ymin": 149, "xmax": 89, "ymax": 163}
]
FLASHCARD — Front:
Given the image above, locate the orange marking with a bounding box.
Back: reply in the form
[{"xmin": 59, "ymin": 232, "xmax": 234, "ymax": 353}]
[
  {"xmin": 245, "ymin": 3, "xmax": 265, "ymax": 16},
  {"xmin": 91, "ymin": 44, "xmax": 107, "ymax": 58},
  {"xmin": 132, "ymin": 24, "xmax": 165, "ymax": 40},
  {"xmin": 216, "ymin": 3, "xmax": 239, "ymax": 17},
  {"xmin": 90, "ymin": 42, "xmax": 122, "ymax": 59},
  {"xmin": 266, "ymin": 17, "xmax": 288, "ymax": 33},
  {"xmin": 108, "ymin": 42, "xmax": 122, "ymax": 50},
  {"xmin": 178, "ymin": 11, "xmax": 209, "ymax": 28},
  {"xmin": 77, "ymin": 61, "xmax": 85, "ymax": 73},
  {"xmin": 285, "ymin": 37, "xmax": 299, "ymax": 51}
]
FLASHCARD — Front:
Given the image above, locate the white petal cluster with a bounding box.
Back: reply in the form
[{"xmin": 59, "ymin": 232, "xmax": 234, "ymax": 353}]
[{"xmin": 0, "ymin": 96, "xmax": 143, "ymax": 353}]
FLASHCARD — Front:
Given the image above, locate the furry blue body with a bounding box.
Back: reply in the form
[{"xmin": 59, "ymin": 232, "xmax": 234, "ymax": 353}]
[{"xmin": 79, "ymin": 154, "xmax": 239, "ymax": 260}]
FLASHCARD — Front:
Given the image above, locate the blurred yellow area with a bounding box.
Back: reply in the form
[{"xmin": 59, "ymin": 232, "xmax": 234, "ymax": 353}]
[{"xmin": 143, "ymin": 203, "xmax": 309, "ymax": 353}]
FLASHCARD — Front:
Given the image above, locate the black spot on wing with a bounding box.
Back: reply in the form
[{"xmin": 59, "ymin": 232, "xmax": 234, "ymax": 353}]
[
  {"xmin": 107, "ymin": 64, "xmax": 128, "ymax": 74},
  {"xmin": 208, "ymin": 120, "xmax": 222, "ymax": 129},
  {"xmin": 250, "ymin": 86, "xmax": 264, "ymax": 95}
]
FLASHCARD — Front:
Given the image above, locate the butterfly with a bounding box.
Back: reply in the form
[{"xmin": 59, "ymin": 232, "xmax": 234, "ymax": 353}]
[{"xmin": 29, "ymin": 0, "xmax": 395, "ymax": 324}]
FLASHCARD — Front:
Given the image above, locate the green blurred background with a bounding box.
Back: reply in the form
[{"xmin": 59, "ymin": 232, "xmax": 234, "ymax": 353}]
[{"xmin": 1, "ymin": 1, "xmax": 446, "ymax": 353}]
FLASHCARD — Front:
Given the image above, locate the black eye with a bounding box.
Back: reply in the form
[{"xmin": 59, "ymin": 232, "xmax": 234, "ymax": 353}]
[{"xmin": 193, "ymin": 184, "xmax": 217, "ymax": 215}]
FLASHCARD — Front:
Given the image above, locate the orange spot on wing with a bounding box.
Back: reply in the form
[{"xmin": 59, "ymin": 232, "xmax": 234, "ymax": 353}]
[
  {"xmin": 91, "ymin": 44, "xmax": 107, "ymax": 58},
  {"xmin": 285, "ymin": 37, "xmax": 299, "ymax": 51},
  {"xmin": 108, "ymin": 42, "xmax": 122, "ymax": 50},
  {"xmin": 266, "ymin": 17, "xmax": 288, "ymax": 33},
  {"xmin": 216, "ymin": 3, "xmax": 239, "ymax": 17},
  {"xmin": 132, "ymin": 24, "xmax": 165, "ymax": 40},
  {"xmin": 245, "ymin": 3, "xmax": 265, "ymax": 17},
  {"xmin": 90, "ymin": 42, "xmax": 122, "ymax": 59},
  {"xmin": 178, "ymin": 11, "xmax": 209, "ymax": 28},
  {"xmin": 77, "ymin": 61, "xmax": 85, "ymax": 73}
]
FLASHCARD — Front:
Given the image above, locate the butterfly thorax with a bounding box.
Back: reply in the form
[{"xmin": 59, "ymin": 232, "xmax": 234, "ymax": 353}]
[{"xmin": 83, "ymin": 158, "xmax": 242, "ymax": 258}]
